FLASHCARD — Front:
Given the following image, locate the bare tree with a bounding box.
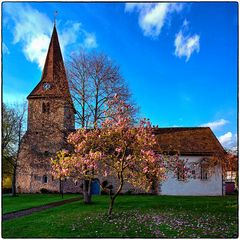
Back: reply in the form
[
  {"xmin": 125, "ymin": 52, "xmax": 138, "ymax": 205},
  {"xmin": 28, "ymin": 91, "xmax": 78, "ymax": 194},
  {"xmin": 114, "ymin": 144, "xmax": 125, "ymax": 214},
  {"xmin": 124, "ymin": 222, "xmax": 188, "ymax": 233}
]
[
  {"xmin": 67, "ymin": 51, "xmax": 138, "ymax": 129},
  {"xmin": 67, "ymin": 52, "xmax": 92, "ymax": 128},
  {"xmin": 2, "ymin": 102, "xmax": 27, "ymax": 196}
]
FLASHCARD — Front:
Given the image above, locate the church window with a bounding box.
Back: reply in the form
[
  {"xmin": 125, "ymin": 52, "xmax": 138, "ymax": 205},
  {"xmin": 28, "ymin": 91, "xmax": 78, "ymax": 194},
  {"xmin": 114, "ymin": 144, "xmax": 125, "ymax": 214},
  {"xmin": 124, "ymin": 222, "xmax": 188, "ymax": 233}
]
[
  {"xmin": 43, "ymin": 175, "xmax": 48, "ymax": 183},
  {"xmin": 46, "ymin": 102, "xmax": 50, "ymax": 113},
  {"xmin": 192, "ymin": 170, "xmax": 196, "ymax": 179},
  {"xmin": 34, "ymin": 175, "xmax": 41, "ymax": 181},
  {"xmin": 226, "ymin": 171, "xmax": 236, "ymax": 182},
  {"xmin": 44, "ymin": 151, "xmax": 50, "ymax": 156},
  {"xmin": 42, "ymin": 102, "xmax": 46, "ymax": 113},
  {"xmin": 177, "ymin": 162, "xmax": 186, "ymax": 181},
  {"xmin": 200, "ymin": 165, "xmax": 208, "ymax": 180},
  {"xmin": 42, "ymin": 102, "xmax": 50, "ymax": 113}
]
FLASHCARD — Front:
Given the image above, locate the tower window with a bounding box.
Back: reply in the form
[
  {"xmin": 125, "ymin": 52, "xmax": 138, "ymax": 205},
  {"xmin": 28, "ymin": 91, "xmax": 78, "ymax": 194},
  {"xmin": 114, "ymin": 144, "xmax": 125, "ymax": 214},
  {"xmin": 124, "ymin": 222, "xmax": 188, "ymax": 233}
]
[
  {"xmin": 34, "ymin": 175, "xmax": 41, "ymax": 181},
  {"xmin": 42, "ymin": 102, "xmax": 50, "ymax": 113},
  {"xmin": 43, "ymin": 175, "xmax": 48, "ymax": 183}
]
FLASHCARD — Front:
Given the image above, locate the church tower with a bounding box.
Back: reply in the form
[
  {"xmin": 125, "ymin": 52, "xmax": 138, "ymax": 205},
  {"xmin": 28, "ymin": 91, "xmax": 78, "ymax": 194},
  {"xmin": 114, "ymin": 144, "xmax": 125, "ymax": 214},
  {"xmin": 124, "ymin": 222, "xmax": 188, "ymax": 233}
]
[
  {"xmin": 16, "ymin": 24, "xmax": 76, "ymax": 193},
  {"xmin": 27, "ymin": 24, "xmax": 75, "ymax": 133}
]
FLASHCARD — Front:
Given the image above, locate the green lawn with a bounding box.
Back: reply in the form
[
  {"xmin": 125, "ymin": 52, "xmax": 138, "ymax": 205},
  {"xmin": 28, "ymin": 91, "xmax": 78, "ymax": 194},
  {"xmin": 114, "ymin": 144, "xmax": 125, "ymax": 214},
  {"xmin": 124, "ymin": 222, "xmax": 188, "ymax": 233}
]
[
  {"xmin": 2, "ymin": 195, "xmax": 238, "ymax": 238},
  {"xmin": 2, "ymin": 193, "xmax": 80, "ymax": 214}
]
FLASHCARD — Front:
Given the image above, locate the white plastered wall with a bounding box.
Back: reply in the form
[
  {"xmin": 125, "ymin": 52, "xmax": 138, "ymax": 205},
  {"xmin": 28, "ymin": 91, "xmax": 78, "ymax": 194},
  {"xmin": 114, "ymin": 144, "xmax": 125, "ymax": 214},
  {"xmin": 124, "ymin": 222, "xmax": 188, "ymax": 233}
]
[{"xmin": 160, "ymin": 156, "xmax": 223, "ymax": 196}]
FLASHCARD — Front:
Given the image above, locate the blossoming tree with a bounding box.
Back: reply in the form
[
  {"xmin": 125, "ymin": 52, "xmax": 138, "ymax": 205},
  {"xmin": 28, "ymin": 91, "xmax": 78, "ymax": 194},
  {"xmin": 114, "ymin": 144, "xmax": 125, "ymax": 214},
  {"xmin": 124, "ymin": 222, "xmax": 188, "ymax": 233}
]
[{"xmin": 52, "ymin": 96, "xmax": 182, "ymax": 215}]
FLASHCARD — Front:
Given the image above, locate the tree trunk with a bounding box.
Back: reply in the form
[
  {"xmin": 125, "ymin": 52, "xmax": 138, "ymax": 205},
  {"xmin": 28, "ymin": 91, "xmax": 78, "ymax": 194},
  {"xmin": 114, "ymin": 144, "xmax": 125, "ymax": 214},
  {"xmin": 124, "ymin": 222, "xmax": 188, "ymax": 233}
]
[
  {"xmin": 107, "ymin": 177, "xmax": 124, "ymax": 216},
  {"xmin": 151, "ymin": 178, "xmax": 159, "ymax": 195},
  {"xmin": 11, "ymin": 165, "xmax": 17, "ymax": 197},
  {"xmin": 59, "ymin": 179, "xmax": 64, "ymax": 199},
  {"xmin": 83, "ymin": 179, "xmax": 92, "ymax": 204},
  {"xmin": 108, "ymin": 197, "xmax": 115, "ymax": 216}
]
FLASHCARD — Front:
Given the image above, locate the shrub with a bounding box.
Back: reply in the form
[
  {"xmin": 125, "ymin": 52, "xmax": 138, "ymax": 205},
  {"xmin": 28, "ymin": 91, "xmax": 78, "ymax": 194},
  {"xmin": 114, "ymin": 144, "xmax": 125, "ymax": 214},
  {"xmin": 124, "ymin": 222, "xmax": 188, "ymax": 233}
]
[
  {"xmin": 124, "ymin": 190, "xmax": 132, "ymax": 195},
  {"xmin": 2, "ymin": 188, "xmax": 12, "ymax": 194},
  {"xmin": 40, "ymin": 188, "xmax": 51, "ymax": 194}
]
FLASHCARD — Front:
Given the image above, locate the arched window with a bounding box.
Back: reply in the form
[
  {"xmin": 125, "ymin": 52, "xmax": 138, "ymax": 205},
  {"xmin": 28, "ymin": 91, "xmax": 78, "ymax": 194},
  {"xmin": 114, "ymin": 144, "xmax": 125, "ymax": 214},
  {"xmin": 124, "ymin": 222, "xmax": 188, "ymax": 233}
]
[
  {"xmin": 177, "ymin": 161, "xmax": 186, "ymax": 181},
  {"xmin": 42, "ymin": 102, "xmax": 46, "ymax": 113},
  {"xmin": 46, "ymin": 102, "xmax": 50, "ymax": 113},
  {"xmin": 200, "ymin": 164, "xmax": 208, "ymax": 180},
  {"xmin": 43, "ymin": 175, "xmax": 48, "ymax": 183},
  {"xmin": 42, "ymin": 102, "xmax": 50, "ymax": 113},
  {"xmin": 200, "ymin": 158, "xmax": 208, "ymax": 180}
]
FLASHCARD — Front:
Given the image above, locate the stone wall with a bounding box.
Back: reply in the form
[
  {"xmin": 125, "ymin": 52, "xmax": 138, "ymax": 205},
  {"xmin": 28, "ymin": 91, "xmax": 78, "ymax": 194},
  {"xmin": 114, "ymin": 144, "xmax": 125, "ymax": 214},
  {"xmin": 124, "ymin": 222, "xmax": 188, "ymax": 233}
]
[
  {"xmin": 28, "ymin": 98, "xmax": 75, "ymax": 132},
  {"xmin": 17, "ymin": 95, "xmax": 75, "ymax": 193}
]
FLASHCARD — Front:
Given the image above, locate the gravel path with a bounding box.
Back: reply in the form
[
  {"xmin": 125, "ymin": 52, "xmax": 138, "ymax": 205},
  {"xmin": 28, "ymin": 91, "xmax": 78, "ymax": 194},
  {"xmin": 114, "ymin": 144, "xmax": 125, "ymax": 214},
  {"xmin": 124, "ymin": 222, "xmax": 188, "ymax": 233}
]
[{"xmin": 3, "ymin": 197, "xmax": 81, "ymax": 221}]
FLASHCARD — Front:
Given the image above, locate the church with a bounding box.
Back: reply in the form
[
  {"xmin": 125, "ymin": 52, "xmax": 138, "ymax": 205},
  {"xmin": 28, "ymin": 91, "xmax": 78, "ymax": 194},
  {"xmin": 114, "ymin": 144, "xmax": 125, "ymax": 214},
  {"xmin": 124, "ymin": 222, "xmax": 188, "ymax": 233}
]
[
  {"xmin": 16, "ymin": 24, "xmax": 226, "ymax": 196},
  {"xmin": 16, "ymin": 24, "xmax": 78, "ymax": 193}
]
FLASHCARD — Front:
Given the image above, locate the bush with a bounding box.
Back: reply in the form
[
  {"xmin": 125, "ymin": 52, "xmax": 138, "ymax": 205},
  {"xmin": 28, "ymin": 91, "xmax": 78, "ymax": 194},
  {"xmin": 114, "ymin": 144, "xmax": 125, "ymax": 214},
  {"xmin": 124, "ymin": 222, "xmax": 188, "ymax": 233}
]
[
  {"xmin": 2, "ymin": 188, "xmax": 12, "ymax": 194},
  {"xmin": 124, "ymin": 190, "xmax": 133, "ymax": 195},
  {"xmin": 40, "ymin": 188, "xmax": 51, "ymax": 194},
  {"xmin": 101, "ymin": 190, "xmax": 108, "ymax": 195},
  {"xmin": 101, "ymin": 180, "xmax": 109, "ymax": 188}
]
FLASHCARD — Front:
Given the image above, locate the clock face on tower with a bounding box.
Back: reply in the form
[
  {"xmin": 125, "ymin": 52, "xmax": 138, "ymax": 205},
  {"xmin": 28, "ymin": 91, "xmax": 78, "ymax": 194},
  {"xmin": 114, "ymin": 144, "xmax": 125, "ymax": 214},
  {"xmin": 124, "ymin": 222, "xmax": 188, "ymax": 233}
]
[{"xmin": 43, "ymin": 83, "xmax": 51, "ymax": 91}]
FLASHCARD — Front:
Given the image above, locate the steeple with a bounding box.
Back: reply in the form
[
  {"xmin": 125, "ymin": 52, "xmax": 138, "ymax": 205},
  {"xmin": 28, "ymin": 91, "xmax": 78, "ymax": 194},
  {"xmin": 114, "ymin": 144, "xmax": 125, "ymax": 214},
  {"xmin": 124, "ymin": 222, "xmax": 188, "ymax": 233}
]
[{"xmin": 28, "ymin": 24, "xmax": 71, "ymax": 101}]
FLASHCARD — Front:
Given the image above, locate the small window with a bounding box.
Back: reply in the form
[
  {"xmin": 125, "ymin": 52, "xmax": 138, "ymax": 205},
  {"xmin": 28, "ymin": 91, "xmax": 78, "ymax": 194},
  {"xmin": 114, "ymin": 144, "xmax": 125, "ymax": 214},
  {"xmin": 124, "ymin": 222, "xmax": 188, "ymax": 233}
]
[
  {"xmin": 43, "ymin": 175, "xmax": 48, "ymax": 183},
  {"xmin": 75, "ymin": 181, "xmax": 78, "ymax": 186},
  {"xmin": 44, "ymin": 151, "xmax": 50, "ymax": 156},
  {"xmin": 192, "ymin": 170, "xmax": 196, "ymax": 179},
  {"xmin": 200, "ymin": 165, "xmax": 208, "ymax": 180},
  {"xmin": 226, "ymin": 171, "xmax": 236, "ymax": 182},
  {"xmin": 42, "ymin": 103, "xmax": 46, "ymax": 113},
  {"xmin": 177, "ymin": 162, "xmax": 186, "ymax": 181},
  {"xmin": 34, "ymin": 175, "xmax": 41, "ymax": 181},
  {"xmin": 42, "ymin": 102, "xmax": 50, "ymax": 114},
  {"xmin": 46, "ymin": 103, "xmax": 50, "ymax": 113}
]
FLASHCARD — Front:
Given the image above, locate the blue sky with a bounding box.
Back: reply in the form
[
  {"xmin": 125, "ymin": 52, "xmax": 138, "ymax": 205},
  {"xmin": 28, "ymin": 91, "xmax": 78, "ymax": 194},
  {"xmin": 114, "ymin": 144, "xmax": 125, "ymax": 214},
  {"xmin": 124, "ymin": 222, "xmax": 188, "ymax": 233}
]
[{"xmin": 2, "ymin": 2, "xmax": 238, "ymax": 149}]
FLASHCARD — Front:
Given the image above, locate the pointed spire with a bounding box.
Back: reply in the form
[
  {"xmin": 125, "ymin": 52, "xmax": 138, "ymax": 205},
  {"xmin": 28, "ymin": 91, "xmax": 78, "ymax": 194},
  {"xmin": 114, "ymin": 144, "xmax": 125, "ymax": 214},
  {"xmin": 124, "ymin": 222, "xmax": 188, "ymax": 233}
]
[
  {"xmin": 54, "ymin": 11, "xmax": 58, "ymax": 26},
  {"xmin": 28, "ymin": 24, "xmax": 71, "ymax": 100}
]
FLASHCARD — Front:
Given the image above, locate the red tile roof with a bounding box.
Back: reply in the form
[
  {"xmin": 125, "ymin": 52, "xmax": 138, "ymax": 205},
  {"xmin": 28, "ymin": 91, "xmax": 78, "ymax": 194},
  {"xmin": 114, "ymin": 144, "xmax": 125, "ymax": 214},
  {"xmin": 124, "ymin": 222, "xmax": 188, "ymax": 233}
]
[
  {"xmin": 27, "ymin": 25, "xmax": 72, "ymax": 101},
  {"xmin": 154, "ymin": 127, "xmax": 226, "ymax": 156}
]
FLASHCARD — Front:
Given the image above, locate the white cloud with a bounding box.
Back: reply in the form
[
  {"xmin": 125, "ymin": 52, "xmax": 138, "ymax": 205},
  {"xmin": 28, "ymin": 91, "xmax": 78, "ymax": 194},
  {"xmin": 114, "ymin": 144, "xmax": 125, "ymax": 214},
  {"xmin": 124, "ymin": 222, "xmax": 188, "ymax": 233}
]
[
  {"xmin": 125, "ymin": 3, "xmax": 184, "ymax": 38},
  {"xmin": 4, "ymin": 3, "xmax": 52, "ymax": 69},
  {"xmin": 218, "ymin": 132, "xmax": 237, "ymax": 149},
  {"xmin": 23, "ymin": 34, "xmax": 50, "ymax": 69},
  {"xmin": 174, "ymin": 20, "xmax": 200, "ymax": 61},
  {"xmin": 200, "ymin": 119, "xmax": 229, "ymax": 131},
  {"xmin": 4, "ymin": 3, "xmax": 97, "ymax": 69},
  {"xmin": 82, "ymin": 33, "xmax": 97, "ymax": 49},
  {"xmin": 2, "ymin": 42, "xmax": 10, "ymax": 54},
  {"xmin": 59, "ymin": 21, "xmax": 81, "ymax": 57}
]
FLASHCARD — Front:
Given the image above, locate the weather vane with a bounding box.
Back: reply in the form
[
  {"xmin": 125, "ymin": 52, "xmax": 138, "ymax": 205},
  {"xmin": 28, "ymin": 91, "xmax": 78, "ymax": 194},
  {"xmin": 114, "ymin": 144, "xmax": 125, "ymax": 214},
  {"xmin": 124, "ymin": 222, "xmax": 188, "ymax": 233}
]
[{"xmin": 54, "ymin": 11, "xmax": 58, "ymax": 25}]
